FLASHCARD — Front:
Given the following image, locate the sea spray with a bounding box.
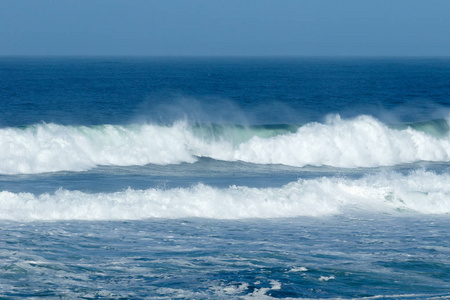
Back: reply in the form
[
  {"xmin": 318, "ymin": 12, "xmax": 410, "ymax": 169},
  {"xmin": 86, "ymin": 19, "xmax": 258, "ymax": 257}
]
[
  {"xmin": 1, "ymin": 170, "xmax": 449, "ymax": 221},
  {"xmin": 221, "ymin": 115, "xmax": 450, "ymax": 168},
  {"xmin": 0, "ymin": 122, "xmax": 196, "ymax": 174},
  {"xmin": 2, "ymin": 57, "xmax": 450, "ymax": 298},
  {"xmin": 1, "ymin": 115, "xmax": 450, "ymax": 174}
]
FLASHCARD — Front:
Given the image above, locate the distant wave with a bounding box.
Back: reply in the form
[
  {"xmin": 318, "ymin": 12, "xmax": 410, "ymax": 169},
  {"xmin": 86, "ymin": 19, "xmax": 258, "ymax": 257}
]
[
  {"xmin": 1, "ymin": 170, "xmax": 449, "ymax": 221},
  {"xmin": 1, "ymin": 115, "xmax": 450, "ymax": 174}
]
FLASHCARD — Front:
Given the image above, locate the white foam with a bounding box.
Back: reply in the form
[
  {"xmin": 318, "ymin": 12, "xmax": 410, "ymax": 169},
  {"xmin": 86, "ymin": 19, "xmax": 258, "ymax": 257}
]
[
  {"xmin": 2, "ymin": 115, "xmax": 450, "ymax": 174},
  {"xmin": 206, "ymin": 115, "xmax": 450, "ymax": 168},
  {"xmin": 222, "ymin": 283, "xmax": 249, "ymax": 295},
  {"xmin": 288, "ymin": 267, "xmax": 308, "ymax": 272},
  {"xmin": 1, "ymin": 170, "xmax": 449, "ymax": 221},
  {"xmin": 318, "ymin": 276, "xmax": 335, "ymax": 282},
  {"xmin": 0, "ymin": 122, "xmax": 196, "ymax": 174}
]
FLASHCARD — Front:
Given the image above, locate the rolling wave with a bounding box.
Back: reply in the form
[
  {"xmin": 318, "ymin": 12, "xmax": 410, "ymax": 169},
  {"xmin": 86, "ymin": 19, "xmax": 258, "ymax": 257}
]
[
  {"xmin": 1, "ymin": 170, "xmax": 449, "ymax": 221},
  {"xmin": 1, "ymin": 115, "xmax": 450, "ymax": 174}
]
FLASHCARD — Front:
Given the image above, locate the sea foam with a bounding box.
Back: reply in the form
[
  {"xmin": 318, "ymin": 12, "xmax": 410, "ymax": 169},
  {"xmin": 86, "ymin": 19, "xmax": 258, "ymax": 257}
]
[
  {"xmin": 1, "ymin": 170, "xmax": 449, "ymax": 221},
  {"xmin": 1, "ymin": 115, "xmax": 450, "ymax": 174},
  {"xmin": 0, "ymin": 122, "xmax": 196, "ymax": 174}
]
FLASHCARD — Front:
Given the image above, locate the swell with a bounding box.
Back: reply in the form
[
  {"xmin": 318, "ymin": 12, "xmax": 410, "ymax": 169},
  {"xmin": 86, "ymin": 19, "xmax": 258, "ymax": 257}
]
[
  {"xmin": 1, "ymin": 115, "xmax": 450, "ymax": 174},
  {"xmin": 1, "ymin": 170, "xmax": 449, "ymax": 221}
]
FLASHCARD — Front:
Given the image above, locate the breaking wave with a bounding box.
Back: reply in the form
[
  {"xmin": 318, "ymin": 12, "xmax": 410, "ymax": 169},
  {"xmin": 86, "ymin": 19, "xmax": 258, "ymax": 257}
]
[
  {"xmin": 1, "ymin": 170, "xmax": 449, "ymax": 221},
  {"xmin": 1, "ymin": 115, "xmax": 450, "ymax": 174}
]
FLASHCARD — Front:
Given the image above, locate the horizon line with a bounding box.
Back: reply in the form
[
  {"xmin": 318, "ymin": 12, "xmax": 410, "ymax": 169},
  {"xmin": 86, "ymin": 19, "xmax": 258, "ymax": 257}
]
[{"xmin": 1, "ymin": 54, "xmax": 450, "ymax": 59}]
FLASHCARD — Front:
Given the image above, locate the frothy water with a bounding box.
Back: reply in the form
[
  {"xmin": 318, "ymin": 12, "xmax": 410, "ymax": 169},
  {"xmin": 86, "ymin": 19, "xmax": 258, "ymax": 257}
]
[
  {"xmin": 1, "ymin": 170, "xmax": 449, "ymax": 221},
  {"xmin": 1, "ymin": 116, "xmax": 450, "ymax": 174},
  {"xmin": 2, "ymin": 57, "xmax": 450, "ymax": 298}
]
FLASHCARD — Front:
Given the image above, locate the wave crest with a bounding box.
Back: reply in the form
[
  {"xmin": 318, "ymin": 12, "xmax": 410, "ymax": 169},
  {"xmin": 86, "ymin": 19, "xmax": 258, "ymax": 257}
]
[
  {"xmin": 1, "ymin": 116, "xmax": 450, "ymax": 174},
  {"xmin": 1, "ymin": 170, "xmax": 449, "ymax": 221},
  {"xmin": 0, "ymin": 122, "xmax": 196, "ymax": 174}
]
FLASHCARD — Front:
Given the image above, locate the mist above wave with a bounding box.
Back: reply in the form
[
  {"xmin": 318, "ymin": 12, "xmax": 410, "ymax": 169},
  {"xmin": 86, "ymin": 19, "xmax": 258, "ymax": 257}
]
[
  {"xmin": 1, "ymin": 115, "xmax": 450, "ymax": 174},
  {"xmin": 1, "ymin": 170, "xmax": 449, "ymax": 221}
]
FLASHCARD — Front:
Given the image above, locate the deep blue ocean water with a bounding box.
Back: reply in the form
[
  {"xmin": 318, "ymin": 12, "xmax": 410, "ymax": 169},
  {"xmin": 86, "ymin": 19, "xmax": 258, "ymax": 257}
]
[{"xmin": 0, "ymin": 57, "xmax": 450, "ymax": 299}]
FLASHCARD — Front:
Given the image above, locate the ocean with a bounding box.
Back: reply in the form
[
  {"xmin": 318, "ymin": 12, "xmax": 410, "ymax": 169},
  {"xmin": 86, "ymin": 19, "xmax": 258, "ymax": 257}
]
[{"xmin": 0, "ymin": 57, "xmax": 449, "ymax": 299}]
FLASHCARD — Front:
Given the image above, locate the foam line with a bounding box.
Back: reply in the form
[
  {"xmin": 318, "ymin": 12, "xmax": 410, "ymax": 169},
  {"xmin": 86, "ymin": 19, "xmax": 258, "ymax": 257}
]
[
  {"xmin": 1, "ymin": 170, "xmax": 449, "ymax": 221},
  {"xmin": 1, "ymin": 115, "xmax": 450, "ymax": 174}
]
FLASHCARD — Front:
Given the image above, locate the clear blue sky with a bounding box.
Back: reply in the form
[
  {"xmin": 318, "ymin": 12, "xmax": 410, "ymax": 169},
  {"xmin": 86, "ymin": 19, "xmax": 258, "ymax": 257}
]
[{"xmin": 1, "ymin": 0, "xmax": 449, "ymax": 56}]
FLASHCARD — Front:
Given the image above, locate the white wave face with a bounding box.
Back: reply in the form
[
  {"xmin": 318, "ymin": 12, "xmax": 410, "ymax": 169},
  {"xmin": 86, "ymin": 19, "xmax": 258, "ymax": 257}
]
[
  {"xmin": 1, "ymin": 170, "xmax": 449, "ymax": 221},
  {"xmin": 0, "ymin": 122, "xmax": 196, "ymax": 174},
  {"xmin": 205, "ymin": 115, "xmax": 450, "ymax": 168},
  {"xmin": 1, "ymin": 115, "xmax": 450, "ymax": 174}
]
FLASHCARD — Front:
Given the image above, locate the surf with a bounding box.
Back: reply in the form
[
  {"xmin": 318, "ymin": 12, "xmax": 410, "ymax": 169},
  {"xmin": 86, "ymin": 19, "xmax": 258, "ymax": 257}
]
[
  {"xmin": 1, "ymin": 115, "xmax": 450, "ymax": 174},
  {"xmin": 1, "ymin": 170, "xmax": 449, "ymax": 221}
]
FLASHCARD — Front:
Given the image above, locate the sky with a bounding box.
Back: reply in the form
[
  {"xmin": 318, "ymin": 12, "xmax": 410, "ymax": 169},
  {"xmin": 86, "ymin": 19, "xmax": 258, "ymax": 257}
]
[{"xmin": 1, "ymin": 0, "xmax": 450, "ymax": 57}]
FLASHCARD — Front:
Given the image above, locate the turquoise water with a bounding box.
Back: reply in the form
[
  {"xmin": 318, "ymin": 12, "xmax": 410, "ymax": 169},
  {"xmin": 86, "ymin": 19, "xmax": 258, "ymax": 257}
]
[{"xmin": 0, "ymin": 57, "xmax": 450, "ymax": 298}]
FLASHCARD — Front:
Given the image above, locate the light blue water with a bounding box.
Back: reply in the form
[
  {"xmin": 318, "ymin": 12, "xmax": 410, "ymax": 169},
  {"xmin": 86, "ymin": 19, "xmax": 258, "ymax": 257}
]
[{"xmin": 0, "ymin": 57, "xmax": 450, "ymax": 298}]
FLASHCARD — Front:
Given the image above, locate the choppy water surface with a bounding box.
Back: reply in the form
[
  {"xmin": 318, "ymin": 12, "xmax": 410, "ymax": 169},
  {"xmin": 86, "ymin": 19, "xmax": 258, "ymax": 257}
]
[
  {"xmin": 1, "ymin": 216, "xmax": 449, "ymax": 299},
  {"xmin": 1, "ymin": 57, "xmax": 450, "ymax": 298}
]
